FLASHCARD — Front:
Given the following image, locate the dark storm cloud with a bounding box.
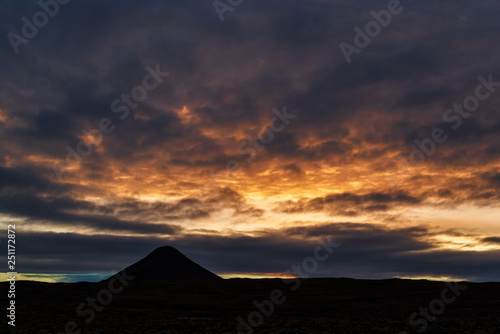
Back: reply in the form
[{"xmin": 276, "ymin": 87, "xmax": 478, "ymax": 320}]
[
  {"xmin": 405, "ymin": 118, "xmax": 500, "ymax": 152},
  {"xmin": 0, "ymin": 166, "xmax": 50, "ymax": 190},
  {"xmin": 0, "ymin": 193, "xmax": 181, "ymax": 235},
  {"xmin": 489, "ymin": 173, "xmax": 500, "ymax": 186},
  {"xmin": 0, "ymin": 165, "xmax": 185, "ymax": 234},
  {"xmin": 483, "ymin": 237, "xmax": 500, "ymax": 245},
  {"xmin": 28, "ymin": 109, "xmax": 76, "ymax": 141},
  {"xmin": 6, "ymin": 224, "xmax": 500, "ymax": 282},
  {"xmin": 3, "ymin": 232, "xmax": 168, "ymax": 272},
  {"xmin": 282, "ymin": 163, "xmax": 305, "ymax": 177},
  {"xmin": 1, "ymin": 0, "xmax": 499, "ymax": 174},
  {"xmin": 0, "ymin": 166, "xmax": 78, "ymax": 199},
  {"xmin": 278, "ymin": 191, "xmax": 421, "ymax": 215}
]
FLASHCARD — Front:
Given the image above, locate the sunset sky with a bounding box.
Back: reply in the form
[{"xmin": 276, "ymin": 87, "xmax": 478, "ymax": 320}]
[{"xmin": 1, "ymin": 0, "xmax": 499, "ymax": 283}]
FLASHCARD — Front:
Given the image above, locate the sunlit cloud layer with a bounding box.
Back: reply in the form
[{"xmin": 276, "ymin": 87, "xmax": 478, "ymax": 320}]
[{"xmin": 0, "ymin": 0, "xmax": 499, "ymax": 282}]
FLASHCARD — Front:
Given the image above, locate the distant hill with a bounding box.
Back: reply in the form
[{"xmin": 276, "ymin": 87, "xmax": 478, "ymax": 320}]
[{"xmin": 108, "ymin": 246, "xmax": 222, "ymax": 281}]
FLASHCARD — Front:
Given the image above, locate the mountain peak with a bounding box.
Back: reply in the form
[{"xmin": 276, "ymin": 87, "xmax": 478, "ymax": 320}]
[
  {"xmin": 150, "ymin": 246, "xmax": 183, "ymax": 255},
  {"xmin": 110, "ymin": 246, "xmax": 222, "ymax": 281}
]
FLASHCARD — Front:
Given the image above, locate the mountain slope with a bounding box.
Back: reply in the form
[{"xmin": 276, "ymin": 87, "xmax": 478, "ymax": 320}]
[{"xmin": 110, "ymin": 246, "xmax": 222, "ymax": 281}]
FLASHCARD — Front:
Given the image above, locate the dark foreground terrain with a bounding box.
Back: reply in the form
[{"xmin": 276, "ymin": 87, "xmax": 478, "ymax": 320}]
[{"xmin": 2, "ymin": 278, "xmax": 500, "ymax": 333}]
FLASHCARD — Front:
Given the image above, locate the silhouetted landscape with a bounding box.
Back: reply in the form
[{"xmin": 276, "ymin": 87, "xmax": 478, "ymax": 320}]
[
  {"xmin": 2, "ymin": 247, "xmax": 499, "ymax": 333},
  {"xmin": 108, "ymin": 246, "xmax": 223, "ymax": 281}
]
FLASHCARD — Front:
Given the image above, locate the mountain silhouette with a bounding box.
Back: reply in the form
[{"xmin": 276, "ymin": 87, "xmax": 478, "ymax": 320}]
[{"xmin": 110, "ymin": 246, "xmax": 222, "ymax": 281}]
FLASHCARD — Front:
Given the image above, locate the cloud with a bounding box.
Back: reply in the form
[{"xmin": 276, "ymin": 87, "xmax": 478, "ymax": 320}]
[
  {"xmin": 277, "ymin": 191, "xmax": 421, "ymax": 215},
  {"xmin": 483, "ymin": 237, "xmax": 500, "ymax": 245},
  {"xmin": 6, "ymin": 223, "xmax": 500, "ymax": 282},
  {"xmin": 0, "ymin": 166, "xmax": 50, "ymax": 190},
  {"xmin": 0, "ymin": 193, "xmax": 181, "ymax": 235},
  {"xmin": 0, "ymin": 0, "xmax": 499, "ymax": 282}
]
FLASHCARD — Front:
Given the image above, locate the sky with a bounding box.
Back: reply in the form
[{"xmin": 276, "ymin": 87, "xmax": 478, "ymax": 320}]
[{"xmin": 0, "ymin": 0, "xmax": 500, "ymax": 283}]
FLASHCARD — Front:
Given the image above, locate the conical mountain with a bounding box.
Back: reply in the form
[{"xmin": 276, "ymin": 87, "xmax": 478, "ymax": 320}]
[{"xmin": 111, "ymin": 246, "xmax": 222, "ymax": 281}]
